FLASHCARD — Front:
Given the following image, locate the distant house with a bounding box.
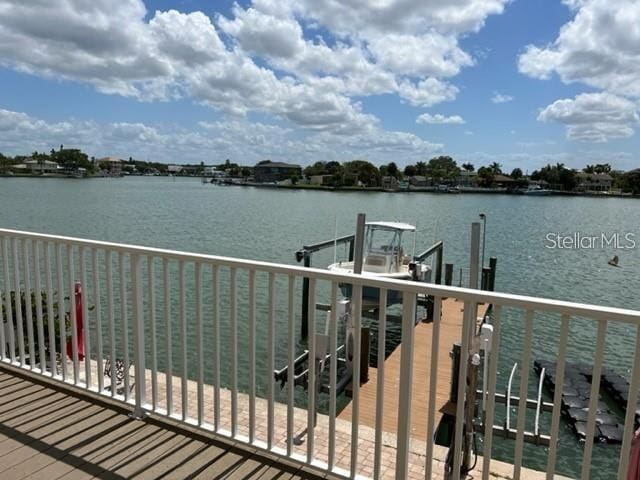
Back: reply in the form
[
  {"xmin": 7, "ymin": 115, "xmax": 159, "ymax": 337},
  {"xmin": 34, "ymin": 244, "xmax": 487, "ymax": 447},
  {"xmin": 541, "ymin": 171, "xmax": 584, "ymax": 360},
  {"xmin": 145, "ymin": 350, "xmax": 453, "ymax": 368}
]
[
  {"xmin": 457, "ymin": 170, "xmax": 477, "ymax": 186},
  {"xmin": 492, "ymin": 174, "xmax": 516, "ymax": 188},
  {"xmin": 409, "ymin": 175, "xmax": 428, "ymax": 187},
  {"xmin": 25, "ymin": 159, "xmax": 60, "ymax": 174},
  {"xmin": 309, "ymin": 174, "xmax": 333, "ymax": 186},
  {"xmin": 254, "ymin": 161, "xmax": 301, "ymax": 183},
  {"xmin": 98, "ymin": 157, "xmax": 123, "ymax": 177},
  {"xmin": 167, "ymin": 165, "xmax": 184, "ymax": 175},
  {"xmin": 382, "ymin": 176, "xmax": 400, "ymax": 189},
  {"xmin": 576, "ymin": 172, "xmax": 612, "ymax": 192}
]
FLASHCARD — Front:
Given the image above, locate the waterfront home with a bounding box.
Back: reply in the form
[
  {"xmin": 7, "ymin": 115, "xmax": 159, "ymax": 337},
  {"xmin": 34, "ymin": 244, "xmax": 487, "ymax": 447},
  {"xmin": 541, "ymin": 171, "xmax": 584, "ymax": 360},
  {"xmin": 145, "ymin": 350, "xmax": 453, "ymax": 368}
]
[
  {"xmin": 409, "ymin": 175, "xmax": 429, "ymax": 186},
  {"xmin": 25, "ymin": 159, "xmax": 61, "ymax": 174},
  {"xmin": 492, "ymin": 174, "xmax": 517, "ymax": 188},
  {"xmin": 167, "ymin": 164, "xmax": 184, "ymax": 175},
  {"xmin": 309, "ymin": 174, "xmax": 333, "ymax": 186},
  {"xmin": 97, "ymin": 156, "xmax": 123, "ymax": 176},
  {"xmin": 254, "ymin": 160, "xmax": 301, "ymax": 183},
  {"xmin": 576, "ymin": 172, "xmax": 612, "ymax": 192},
  {"xmin": 456, "ymin": 170, "xmax": 477, "ymax": 186},
  {"xmin": 382, "ymin": 175, "xmax": 400, "ymax": 189},
  {"xmin": 203, "ymin": 165, "xmax": 218, "ymax": 176}
]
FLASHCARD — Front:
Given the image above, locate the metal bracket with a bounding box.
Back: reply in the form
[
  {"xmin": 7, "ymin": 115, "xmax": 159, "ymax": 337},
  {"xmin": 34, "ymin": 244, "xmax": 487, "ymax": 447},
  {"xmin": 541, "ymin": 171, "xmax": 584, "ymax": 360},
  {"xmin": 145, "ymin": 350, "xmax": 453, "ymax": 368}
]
[{"xmin": 128, "ymin": 407, "xmax": 147, "ymax": 421}]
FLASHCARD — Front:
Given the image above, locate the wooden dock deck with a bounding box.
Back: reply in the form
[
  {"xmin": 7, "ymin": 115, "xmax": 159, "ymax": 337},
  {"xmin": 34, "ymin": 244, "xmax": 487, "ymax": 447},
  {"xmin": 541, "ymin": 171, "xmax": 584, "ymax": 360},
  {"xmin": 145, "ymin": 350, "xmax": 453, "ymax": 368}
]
[
  {"xmin": 0, "ymin": 369, "xmax": 325, "ymax": 480},
  {"xmin": 339, "ymin": 298, "xmax": 468, "ymax": 439}
]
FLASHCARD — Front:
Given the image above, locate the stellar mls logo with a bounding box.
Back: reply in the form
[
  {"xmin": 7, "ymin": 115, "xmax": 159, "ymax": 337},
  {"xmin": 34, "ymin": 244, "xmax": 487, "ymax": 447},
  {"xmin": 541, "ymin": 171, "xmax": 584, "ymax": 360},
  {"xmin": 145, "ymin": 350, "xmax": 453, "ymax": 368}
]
[{"xmin": 544, "ymin": 232, "xmax": 636, "ymax": 250}]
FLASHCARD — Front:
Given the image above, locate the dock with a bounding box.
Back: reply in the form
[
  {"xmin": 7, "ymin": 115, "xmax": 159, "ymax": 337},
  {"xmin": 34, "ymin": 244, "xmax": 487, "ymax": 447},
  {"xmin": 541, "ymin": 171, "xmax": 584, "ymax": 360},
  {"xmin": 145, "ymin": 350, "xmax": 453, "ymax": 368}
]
[{"xmin": 339, "ymin": 298, "xmax": 469, "ymax": 438}]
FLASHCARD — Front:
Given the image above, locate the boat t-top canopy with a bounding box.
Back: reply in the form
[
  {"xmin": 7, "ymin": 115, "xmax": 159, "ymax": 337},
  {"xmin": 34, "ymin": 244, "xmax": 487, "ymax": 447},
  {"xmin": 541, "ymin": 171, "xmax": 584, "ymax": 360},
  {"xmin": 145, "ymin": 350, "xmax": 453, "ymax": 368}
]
[{"xmin": 366, "ymin": 221, "xmax": 416, "ymax": 232}]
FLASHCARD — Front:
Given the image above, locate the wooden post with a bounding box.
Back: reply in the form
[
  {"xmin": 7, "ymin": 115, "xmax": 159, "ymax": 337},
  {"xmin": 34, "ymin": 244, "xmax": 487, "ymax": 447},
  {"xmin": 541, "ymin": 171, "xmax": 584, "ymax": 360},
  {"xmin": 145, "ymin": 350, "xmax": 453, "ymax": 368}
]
[
  {"xmin": 360, "ymin": 326, "xmax": 370, "ymax": 383},
  {"xmin": 481, "ymin": 267, "xmax": 491, "ymax": 291},
  {"xmin": 301, "ymin": 252, "xmax": 311, "ymax": 339},
  {"xmin": 469, "ymin": 223, "xmax": 481, "ymax": 290},
  {"xmin": 445, "ymin": 263, "xmax": 453, "ymax": 286},
  {"xmin": 489, "ymin": 257, "xmax": 498, "ymax": 291},
  {"xmin": 348, "ymin": 238, "xmax": 355, "ymax": 262},
  {"xmin": 434, "ymin": 245, "xmax": 443, "ymax": 284}
]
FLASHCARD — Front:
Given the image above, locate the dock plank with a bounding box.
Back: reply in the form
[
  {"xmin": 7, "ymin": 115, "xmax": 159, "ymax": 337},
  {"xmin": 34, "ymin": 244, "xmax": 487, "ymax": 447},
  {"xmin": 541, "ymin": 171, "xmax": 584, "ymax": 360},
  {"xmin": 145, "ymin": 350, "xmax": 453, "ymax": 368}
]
[
  {"xmin": 0, "ymin": 368, "xmax": 309, "ymax": 480},
  {"xmin": 339, "ymin": 298, "xmax": 467, "ymax": 439}
]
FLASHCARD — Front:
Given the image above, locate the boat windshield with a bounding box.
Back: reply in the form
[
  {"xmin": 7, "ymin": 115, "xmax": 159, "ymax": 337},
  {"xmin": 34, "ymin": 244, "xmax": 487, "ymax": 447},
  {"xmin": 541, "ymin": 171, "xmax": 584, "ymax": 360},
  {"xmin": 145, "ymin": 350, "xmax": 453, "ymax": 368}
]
[{"xmin": 365, "ymin": 227, "xmax": 402, "ymax": 255}]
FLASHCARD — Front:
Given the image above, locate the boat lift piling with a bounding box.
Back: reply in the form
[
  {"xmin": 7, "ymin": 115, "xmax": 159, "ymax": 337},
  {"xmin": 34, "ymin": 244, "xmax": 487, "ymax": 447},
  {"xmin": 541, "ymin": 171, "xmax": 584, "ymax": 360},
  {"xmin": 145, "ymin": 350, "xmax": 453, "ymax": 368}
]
[{"xmin": 296, "ymin": 234, "xmax": 355, "ymax": 339}]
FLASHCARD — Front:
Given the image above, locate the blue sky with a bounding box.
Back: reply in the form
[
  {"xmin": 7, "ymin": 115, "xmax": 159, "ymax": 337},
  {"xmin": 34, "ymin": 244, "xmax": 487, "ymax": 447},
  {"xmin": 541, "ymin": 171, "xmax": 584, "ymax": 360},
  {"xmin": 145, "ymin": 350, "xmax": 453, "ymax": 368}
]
[{"xmin": 0, "ymin": 0, "xmax": 638, "ymax": 172}]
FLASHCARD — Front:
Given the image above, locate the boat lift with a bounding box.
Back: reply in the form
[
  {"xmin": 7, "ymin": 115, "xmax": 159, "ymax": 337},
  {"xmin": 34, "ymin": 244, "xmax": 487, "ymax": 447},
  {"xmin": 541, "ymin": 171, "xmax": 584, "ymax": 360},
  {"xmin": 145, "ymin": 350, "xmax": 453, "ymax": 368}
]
[{"xmin": 273, "ymin": 299, "xmax": 359, "ymax": 443}]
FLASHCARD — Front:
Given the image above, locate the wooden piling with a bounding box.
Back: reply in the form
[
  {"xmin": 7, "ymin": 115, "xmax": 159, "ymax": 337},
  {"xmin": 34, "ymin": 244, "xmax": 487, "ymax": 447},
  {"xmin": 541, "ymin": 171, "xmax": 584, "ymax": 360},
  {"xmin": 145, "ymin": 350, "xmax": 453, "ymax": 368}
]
[{"xmin": 445, "ymin": 263, "xmax": 453, "ymax": 286}]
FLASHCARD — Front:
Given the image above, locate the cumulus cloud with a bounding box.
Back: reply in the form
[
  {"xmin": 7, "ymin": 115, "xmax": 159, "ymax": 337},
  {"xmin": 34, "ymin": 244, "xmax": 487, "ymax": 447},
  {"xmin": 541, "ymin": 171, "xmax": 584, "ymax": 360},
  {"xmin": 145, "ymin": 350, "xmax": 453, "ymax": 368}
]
[
  {"xmin": 0, "ymin": 0, "xmax": 509, "ymax": 136},
  {"xmin": 416, "ymin": 113, "xmax": 465, "ymax": 124},
  {"xmin": 518, "ymin": 0, "xmax": 640, "ymax": 98},
  {"xmin": 518, "ymin": 0, "xmax": 640, "ymax": 142},
  {"xmin": 491, "ymin": 92, "xmax": 513, "ymax": 104},
  {"xmin": 398, "ymin": 78, "xmax": 459, "ymax": 107},
  {"xmin": 537, "ymin": 92, "xmax": 639, "ymax": 142},
  {"xmin": 292, "ymin": 0, "xmax": 509, "ymax": 36},
  {"xmin": 0, "ymin": 108, "xmax": 442, "ymax": 165}
]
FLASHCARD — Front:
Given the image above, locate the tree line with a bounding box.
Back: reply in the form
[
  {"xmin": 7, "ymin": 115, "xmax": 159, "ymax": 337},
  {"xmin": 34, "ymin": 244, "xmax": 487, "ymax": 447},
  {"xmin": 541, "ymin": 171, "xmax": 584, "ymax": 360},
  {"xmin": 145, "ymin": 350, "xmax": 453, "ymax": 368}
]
[{"xmin": 302, "ymin": 156, "xmax": 638, "ymax": 191}]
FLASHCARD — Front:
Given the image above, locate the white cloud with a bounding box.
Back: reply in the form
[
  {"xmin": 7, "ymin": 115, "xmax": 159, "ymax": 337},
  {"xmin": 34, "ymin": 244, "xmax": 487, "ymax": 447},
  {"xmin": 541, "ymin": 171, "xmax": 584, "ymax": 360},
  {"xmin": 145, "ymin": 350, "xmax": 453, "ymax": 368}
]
[
  {"xmin": 0, "ymin": 108, "xmax": 442, "ymax": 166},
  {"xmin": 366, "ymin": 33, "xmax": 473, "ymax": 77},
  {"xmin": 537, "ymin": 92, "xmax": 639, "ymax": 142},
  {"xmin": 398, "ymin": 78, "xmax": 459, "ymax": 107},
  {"xmin": 0, "ymin": 0, "xmax": 509, "ymax": 136},
  {"xmin": 518, "ymin": 0, "xmax": 640, "ymax": 98},
  {"xmin": 491, "ymin": 92, "xmax": 514, "ymax": 103},
  {"xmin": 293, "ymin": 0, "xmax": 509, "ymax": 36},
  {"xmin": 416, "ymin": 113, "xmax": 465, "ymax": 124}
]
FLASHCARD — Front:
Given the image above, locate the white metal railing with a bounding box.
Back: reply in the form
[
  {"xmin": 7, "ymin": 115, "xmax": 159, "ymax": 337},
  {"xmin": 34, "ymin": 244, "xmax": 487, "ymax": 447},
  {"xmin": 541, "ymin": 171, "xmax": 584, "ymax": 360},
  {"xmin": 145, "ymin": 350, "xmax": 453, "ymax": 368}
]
[{"xmin": 0, "ymin": 227, "xmax": 639, "ymax": 480}]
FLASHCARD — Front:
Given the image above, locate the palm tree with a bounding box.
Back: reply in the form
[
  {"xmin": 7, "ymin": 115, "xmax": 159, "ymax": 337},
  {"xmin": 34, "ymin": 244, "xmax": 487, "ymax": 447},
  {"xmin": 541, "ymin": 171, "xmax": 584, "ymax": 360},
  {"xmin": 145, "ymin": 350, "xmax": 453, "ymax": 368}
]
[
  {"xmin": 415, "ymin": 161, "xmax": 428, "ymax": 176},
  {"xmin": 489, "ymin": 162, "xmax": 502, "ymax": 175},
  {"xmin": 462, "ymin": 162, "xmax": 474, "ymax": 172}
]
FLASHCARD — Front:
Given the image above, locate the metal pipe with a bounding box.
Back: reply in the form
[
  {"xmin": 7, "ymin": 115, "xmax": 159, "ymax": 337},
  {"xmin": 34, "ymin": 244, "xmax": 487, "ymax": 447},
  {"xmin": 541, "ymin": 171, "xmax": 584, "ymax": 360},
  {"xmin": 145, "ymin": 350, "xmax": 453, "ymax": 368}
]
[
  {"xmin": 301, "ymin": 253, "xmax": 311, "ymax": 338},
  {"xmin": 353, "ymin": 213, "xmax": 366, "ymax": 275},
  {"xmin": 479, "ymin": 213, "xmax": 486, "ymax": 270}
]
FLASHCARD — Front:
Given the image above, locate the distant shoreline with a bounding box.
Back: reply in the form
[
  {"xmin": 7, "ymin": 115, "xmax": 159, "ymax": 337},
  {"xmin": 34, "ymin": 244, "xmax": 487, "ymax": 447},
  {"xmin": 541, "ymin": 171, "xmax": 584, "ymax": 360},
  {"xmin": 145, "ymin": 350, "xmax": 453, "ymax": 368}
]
[
  {"xmin": 220, "ymin": 180, "xmax": 639, "ymax": 199},
  {"xmin": 2, "ymin": 174, "xmax": 637, "ymax": 198}
]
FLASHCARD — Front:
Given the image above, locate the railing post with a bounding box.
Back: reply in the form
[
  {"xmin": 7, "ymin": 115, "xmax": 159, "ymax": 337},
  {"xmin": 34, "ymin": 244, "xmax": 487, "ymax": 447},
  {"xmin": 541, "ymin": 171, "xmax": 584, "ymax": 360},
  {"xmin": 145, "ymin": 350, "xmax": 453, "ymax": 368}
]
[
  {"xmin": 130, "ymin": 253, "xmax": 146, "ymax": 420},
  {"xmin": 301, "ymin": 252, "xmax": 311, "ymax": 339},
  {"xmin": 395, "ymin": 292, "xmax": 417, "ymax": 479}
]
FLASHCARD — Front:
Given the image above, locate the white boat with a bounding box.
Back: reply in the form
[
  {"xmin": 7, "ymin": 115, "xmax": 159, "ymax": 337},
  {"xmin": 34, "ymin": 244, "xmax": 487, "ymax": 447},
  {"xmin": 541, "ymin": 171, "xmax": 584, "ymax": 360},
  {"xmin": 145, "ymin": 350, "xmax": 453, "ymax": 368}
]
[
  {"xmin": 523, "ymin": 185, "xmax": 551, "ymax": 196},
  {"xmin": 328, "ymin": 221, "xmax": 430, "ymax": 305}
]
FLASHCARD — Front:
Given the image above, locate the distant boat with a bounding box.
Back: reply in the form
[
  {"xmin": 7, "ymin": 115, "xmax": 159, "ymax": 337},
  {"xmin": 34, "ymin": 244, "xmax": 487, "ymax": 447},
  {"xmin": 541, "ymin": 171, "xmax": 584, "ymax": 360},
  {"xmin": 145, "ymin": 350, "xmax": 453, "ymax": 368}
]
[{"xmin": 523, "ymin": 185, "xmax": 551, "ymax": 196}]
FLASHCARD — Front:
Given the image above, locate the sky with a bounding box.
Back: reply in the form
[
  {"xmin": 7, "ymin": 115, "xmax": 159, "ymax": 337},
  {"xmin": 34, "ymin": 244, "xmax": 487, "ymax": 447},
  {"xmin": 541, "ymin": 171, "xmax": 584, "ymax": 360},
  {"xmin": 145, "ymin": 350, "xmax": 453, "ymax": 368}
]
[{"xmin": 0, "ymin": 0, "xmax": 638, "ymax": 172}]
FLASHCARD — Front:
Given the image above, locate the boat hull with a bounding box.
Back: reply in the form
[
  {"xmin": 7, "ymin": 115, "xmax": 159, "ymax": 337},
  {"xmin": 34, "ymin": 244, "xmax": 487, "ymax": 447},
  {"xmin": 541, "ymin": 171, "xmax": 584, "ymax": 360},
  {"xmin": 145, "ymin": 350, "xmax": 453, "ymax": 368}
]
[{"xmin": 338, "ymin": 283, "xmax": 404, "ymax": 307}]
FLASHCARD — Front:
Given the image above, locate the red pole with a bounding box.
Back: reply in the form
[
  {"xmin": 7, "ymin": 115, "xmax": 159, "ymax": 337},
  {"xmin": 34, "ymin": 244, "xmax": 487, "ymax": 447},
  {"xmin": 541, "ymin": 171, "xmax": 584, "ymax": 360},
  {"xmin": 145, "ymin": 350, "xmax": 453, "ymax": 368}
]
[{"xmin": 66, "ymin": 282, "xmax": 85, "ymax": 360}]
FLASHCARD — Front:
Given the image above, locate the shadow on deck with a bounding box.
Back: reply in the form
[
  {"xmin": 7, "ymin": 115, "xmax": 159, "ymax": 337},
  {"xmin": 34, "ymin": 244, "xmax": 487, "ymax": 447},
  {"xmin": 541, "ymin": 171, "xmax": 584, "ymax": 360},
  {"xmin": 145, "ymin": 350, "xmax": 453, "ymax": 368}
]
[{"xmin": 0, "ymin": 368, "xmax": 327, "ymax": 480}]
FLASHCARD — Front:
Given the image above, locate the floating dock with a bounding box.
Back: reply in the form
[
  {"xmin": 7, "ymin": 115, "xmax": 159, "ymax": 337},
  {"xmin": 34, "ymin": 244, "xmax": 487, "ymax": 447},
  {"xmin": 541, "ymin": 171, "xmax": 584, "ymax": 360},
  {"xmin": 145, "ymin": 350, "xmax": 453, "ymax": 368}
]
[{"xmin": 534, "ymin": 359, "xmax": 639, "ymax": 443}]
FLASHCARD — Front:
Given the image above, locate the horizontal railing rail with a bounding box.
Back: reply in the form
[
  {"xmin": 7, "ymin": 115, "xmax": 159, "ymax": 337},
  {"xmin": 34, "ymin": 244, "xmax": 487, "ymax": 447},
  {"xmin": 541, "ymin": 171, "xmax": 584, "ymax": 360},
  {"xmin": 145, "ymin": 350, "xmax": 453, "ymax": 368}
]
[
  {"xmin": 1, "ymin": 228, "xmax": 637, "ymax": 323},
  {"xmin": 0, "ymin": 227, "xmax": 639, "ymax": 480}
]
